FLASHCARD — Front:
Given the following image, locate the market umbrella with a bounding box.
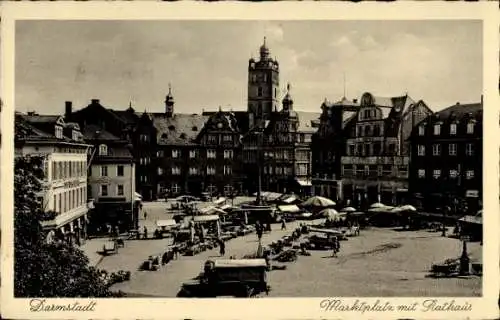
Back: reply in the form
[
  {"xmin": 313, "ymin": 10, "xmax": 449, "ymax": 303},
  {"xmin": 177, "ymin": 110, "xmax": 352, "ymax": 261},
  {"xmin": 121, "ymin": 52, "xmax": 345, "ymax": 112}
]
[
  {"xmin": 370, "ymin": 202, "xmax": 386, "ymax": 209},
  {"xmin": 368, "ymin": 205, "xmax": 394, "ymax": 213},
  {"xmin": 340, "ymin": 206, "xmax": 357, "ymax": 213},
  {"xmin": 398, "ymin": 205, "xmax": 417, "ymax": 212},
  {"xmin": 301, "ymin": 196, "xmax": 336, "ymax": 207},
  {"xmin": 319, "ymin": 208, "xmax": 344, "ymax": 219}
]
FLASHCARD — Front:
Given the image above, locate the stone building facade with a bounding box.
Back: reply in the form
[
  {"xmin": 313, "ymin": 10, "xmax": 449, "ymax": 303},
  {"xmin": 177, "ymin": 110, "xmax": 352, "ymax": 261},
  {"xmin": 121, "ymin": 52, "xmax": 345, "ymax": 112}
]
[
  {"xmin": 339, "ymin": 92, "xmax": 432, "ymax": 209},
  {"xmin": 409, "ymin": 98, "xmax": 483, "ymax": 213}
]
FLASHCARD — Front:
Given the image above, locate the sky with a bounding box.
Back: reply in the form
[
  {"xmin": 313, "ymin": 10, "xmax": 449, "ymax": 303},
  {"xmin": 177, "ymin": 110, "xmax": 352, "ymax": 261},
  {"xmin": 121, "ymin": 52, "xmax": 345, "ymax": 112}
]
[{"xmin": 15, "ymin": 20, "xmax": 482, "ymax": 115}]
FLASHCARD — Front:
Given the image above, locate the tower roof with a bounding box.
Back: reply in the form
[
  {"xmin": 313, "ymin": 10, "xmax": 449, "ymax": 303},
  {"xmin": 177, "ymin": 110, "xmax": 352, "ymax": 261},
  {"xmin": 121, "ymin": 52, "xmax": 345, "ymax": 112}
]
[
  {"xmin": 282, "ymin": 83, "xmax": 293, "ymax": 104},
  {"xmin": 166, "ymin": 83, "xmax": 174, "ymax": 102},
  {"xmin": 259, "ymin": 37, "xmax": 270, "ymax": 60}
]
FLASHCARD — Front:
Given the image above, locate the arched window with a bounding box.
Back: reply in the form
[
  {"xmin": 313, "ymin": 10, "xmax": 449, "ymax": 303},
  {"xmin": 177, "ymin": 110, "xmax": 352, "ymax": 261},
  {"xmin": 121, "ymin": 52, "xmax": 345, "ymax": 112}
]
[{"xmin": 99, "ymin": 144, "xmax": 108, "ymax": 156}]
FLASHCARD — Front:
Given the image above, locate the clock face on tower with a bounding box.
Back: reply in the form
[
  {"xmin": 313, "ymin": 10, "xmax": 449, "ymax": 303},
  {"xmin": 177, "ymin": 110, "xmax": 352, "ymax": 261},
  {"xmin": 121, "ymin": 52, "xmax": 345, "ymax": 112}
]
[{"xmin": 217, "ymin": 122, "xmax": 223, "ymax": 129}]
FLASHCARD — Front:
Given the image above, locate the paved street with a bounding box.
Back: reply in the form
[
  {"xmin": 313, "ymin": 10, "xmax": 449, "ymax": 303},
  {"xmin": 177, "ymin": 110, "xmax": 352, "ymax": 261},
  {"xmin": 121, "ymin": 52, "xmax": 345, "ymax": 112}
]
[{"xmin": 82, "ymin": 201, "xmax": 482, "ymax": 297}]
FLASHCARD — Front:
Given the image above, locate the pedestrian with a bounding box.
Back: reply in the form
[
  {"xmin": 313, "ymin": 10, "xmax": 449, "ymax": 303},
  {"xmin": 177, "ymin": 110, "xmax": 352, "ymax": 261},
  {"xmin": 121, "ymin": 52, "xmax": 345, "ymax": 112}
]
[
  {"xmin": 144, "ymin": 211, "xmax": 148, "ymax": 220},
  {"xmin": 332, "ymin": 236, "xmax": 339, "ymax": 257},
  {"xmin": 172, "ymin": 245, "xmax": 179, "ymax": 260},
  {"xmin": 281, "ymin": 219, "xmax": 286, "ymax": 230},
  {"xmin": 219, "ymin": 238, "xmax": 226, "ymax": 256},
  {"xmin": 143, "ymin": 226, "xmax": 148, "ymax": 239}
]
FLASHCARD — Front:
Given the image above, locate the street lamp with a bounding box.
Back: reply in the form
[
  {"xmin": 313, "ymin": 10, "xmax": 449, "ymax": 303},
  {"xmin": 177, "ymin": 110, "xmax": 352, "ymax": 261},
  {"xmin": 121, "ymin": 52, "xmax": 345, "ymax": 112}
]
[{"xmin": 459, "ymin": 235, "xmax": 470, "ymax": 276}]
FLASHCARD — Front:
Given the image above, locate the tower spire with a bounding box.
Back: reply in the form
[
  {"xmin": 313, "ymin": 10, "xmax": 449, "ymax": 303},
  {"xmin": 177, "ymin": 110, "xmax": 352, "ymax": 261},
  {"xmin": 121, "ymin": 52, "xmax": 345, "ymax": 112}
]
[
  {"xmin": 168, "ymin": 83, "xmax": 172, "ymax": 95},
  {"xmin": 343, "ymin": 72, "xmax": 346, "ymax": 98}
]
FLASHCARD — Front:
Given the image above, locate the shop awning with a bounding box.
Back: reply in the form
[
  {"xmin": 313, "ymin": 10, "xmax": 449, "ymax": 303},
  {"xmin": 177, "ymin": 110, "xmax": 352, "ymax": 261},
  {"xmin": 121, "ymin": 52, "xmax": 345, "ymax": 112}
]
[
  {"xmin": 193, "ymin": 215, "xmax": 219, "ymax": 222},
  {"xmin": 134, "ymin": 192, "xmax": 142, "ymax": 201},
  {"xmin": 282, "ymin": 195, "xmax": 297, "ymax": 204},
  {"xmin": 296, "ymin": 179, "xmax": 312, "ymax": 187},
  {"xmin": 278, "ymin": 205, "xmax": 301, "ymax": 213},
  {"xmin": 265, "ymin": 192, "xmax": 282, "ymax": 201},
  {"xmin": 459, "ymin": 215, "xmax": 482, "ymax": 225},
  {"xmin": 220, "ymin": 204, "xmax": 232, "ymax": 210},
  {"xmin": 213, "ymin": 197, "xmax": 226, "ymax": 205},
  {"xmin": 156, "ymin": 219, "xmax": 177, "ymax": 228}
]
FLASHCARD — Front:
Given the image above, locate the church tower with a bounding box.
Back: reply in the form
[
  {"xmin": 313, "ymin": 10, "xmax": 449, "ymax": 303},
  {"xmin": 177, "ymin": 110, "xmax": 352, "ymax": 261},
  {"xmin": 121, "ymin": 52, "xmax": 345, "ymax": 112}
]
[
  {"xmin": 165, "ymin": 83, "xmax": 174, "ymax": 118},
  {"xmin": 247, "ymin": 37, "xmax": 280, "ymax": 128}
]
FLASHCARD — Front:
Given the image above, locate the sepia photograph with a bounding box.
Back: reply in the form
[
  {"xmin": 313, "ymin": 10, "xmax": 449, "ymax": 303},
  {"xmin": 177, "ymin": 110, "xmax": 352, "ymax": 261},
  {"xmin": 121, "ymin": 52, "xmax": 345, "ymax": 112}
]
[{"xmin": 1, "ymin": 3, "xmax": 499, "ymax": 319}]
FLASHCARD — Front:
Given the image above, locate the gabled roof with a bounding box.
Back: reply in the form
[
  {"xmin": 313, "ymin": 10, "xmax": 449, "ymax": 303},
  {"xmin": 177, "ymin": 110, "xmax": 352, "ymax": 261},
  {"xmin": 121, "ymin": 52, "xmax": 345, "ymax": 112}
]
[
  {"xmin": 151, "ymin": 113, "xmax": 209, "ymax": 146},
  {"xmin": 82, "ymin": 124, "xmax": 121, "ymax": 141},
  {"xmin": 435, "ymin": 102, "xmax": 482, "ymax": 120}
]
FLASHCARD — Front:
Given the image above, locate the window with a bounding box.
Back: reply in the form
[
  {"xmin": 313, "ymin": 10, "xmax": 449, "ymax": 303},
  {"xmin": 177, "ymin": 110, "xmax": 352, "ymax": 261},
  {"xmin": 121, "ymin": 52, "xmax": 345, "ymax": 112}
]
[
  {"xmin": 223, "ymin": 135, "xmax": 232, "ymax": 143},
  {"xmin": 433, "ymin": 169, "xmax": 441, "ymax": 179},
  {"xmin": 448, "ymin": 143, "xmax": 457, "ymax": 156},
  {"xmin": 189, "ymin": 150, "xmax": 197, "ymax": 159},
  {"xmin": 224, "ymin": 150, "xmax": 233, "ymax": 159},
  {"xmin": 466, "ymin": 170, "xmax": 475, "ymax": 179},
  {"xmin": 388, "ymin": 144, "xmax": 396, "ymax": 155},
  {"xmin": 117, "ymin": 165, "xmax": 124, "ymax": 176},
  {"xmin": 382, "ymin": 165, "xmax": 392, "ymax": 176},
  {"xmin": 157, "ymin": 150, "xmax": 164, "ymax": 157},
  {"xmin": 466, "ymin": 143, "xmax": 474, "ymax": 156},
  {"xmin": 99, "ymin": 144, "xmax": 108, "ymax": 156},
  {"xmin": 224, "ymin": 165, "xmax": 232, "ymax": 175},
  {"xmin": 373, "ymin": 142, "xmax": 381, "ymax": 155},
  {"xmin": 207, "ymin": 166, "xmax": 216, "ymax": 175},
  {"xmin": 257, "ymin": 87, "xmax": 263, "ymax": 97},
  {"xmin": 117, "ymin": 185, "xmax": 124, "ymax": 196},
  {"xmin": 348, "ymin": 145, "xmax": 355, "ymax": 156},
  {"xmin": 373, "ymin": 125, "xmax": 380, "ymax": 136},
  {"xmin": 432, "ymin": 144, "xmax": 441, "ymax": 156},
  {"xmin": 433, "ymin": 124, "xmax": 441, "ymax": 135},
  {"xmin": 100, "ymin": 185, "xmax": 108, "ymax": 196},
  {"xmin": 171, "ymin": 166, "xmax": 181, "ymax": 175},
  {"xmin": 418, "ymin": 169, "xmax": 425, "ymax": 178},
  {"xmin": 171, "ymin": 183, "xmax": 180, "ymax": 194},
  {"xmin": 189, "ymin": 167, "xmax": 198, "ymax": 175},
  {"xmin": 208, "ymin": 135, "xmax": 217, "ymax": 144},
  {"xmin": 172, "ymin": 149, "xmax": 179, "ymax": 158},
  {"xmin": 140, "ymin": 134, "xmax": 148, "ymax": 142},
  {"xmin": 418, "ymin": 125, "xmax": 425, "ymax": 136},
  {"xmin": 158, "ymin": 167, "xmax": 163, "ymax": 175},
  {"xmin": 398, "ymin": 165, "xmax": 408, "ymax": 177},
  {"xmin": 55, "ymin": 126, "xmax": 63, "ymax": 139},
  {"xmin": 343, "ymin": 164, "xmax": 353, "ymax": 176},
  {"xmin": 356, "ymin": 144, "xmax": 362, "ymax": 156},
  {"xmin": 207, "ymin": 149, "xmax": 216, "ymax": 159},
  {"xmin": 467, "ymin": 122, "xmax": 475, "ymax": 134},
  {"xmin": 101, "ymin": 166, "xmax": 108, "ymax": 177},
  {"xmin": 417, "ymin": 145, "xmax": 425, "ymax": 156},
  {"xmin": 299, "ymin": 134, "xmax": 305, "ymax": 143},
  {"xmin": 450, "ymin": 123, "xmax": 457, "ymax": 135},
  {"xmin": 224, "ymin": 185, "xmax": 233, "ymax": 196},
  {"xmin": 449, "ymin": 170, "xmax": 458, "ymax": 178}
]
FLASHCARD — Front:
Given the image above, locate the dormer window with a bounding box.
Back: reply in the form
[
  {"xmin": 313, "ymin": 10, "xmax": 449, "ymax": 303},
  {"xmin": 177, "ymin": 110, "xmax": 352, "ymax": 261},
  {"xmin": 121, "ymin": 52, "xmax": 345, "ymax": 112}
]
[
  {"xmin": 99, "ymin": 144, "xmax": 108, "ymax": 156},
  {"xmin": 450, "ymin": 123, "xmax": 457, "ymax": 135},
  {"xmin": 55, "ymin": 126, "xmax": 63, "ymax": 139},
  {"xmin": 418, "ymin": 125, "xmax": 425, "ymax": 136},
  {"xmin": 433, "ymin": 124, "xmax": 441, "ymax": 136},
  {"xmin": 467, "ymin": 122, "xmax": 475, "ymax": 134},
  {"xmin": 72, "ymin": 130, "xmax": 79, "ymax": 141}
]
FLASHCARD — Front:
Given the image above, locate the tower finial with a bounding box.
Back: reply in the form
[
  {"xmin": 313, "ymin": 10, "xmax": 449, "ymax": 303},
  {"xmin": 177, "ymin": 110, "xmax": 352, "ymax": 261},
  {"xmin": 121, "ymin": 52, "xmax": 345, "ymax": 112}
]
[
  {"xmin": 168, "ymin": 82, "xmax": 172, "ymax": 95},
  {"xmin": 343, "ymin": 72, "xmax": 346, "ymax": 98},
  {"xmin": 129, "ymin": 101, "xmax": 132, "ymax": 108},
  {"xmin": 263, "ymin": 36, "xmax": 266, "ymax": 46},
  {"xmin": 287, "ymin": 82, "xmax": 291, "ymax": 92}
]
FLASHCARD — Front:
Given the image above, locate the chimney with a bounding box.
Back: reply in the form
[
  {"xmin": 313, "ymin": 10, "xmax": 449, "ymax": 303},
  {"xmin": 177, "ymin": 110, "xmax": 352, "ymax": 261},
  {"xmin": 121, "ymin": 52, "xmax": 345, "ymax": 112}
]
[
  {"xmin": 65, "ymin": 101, "xmax": 72, "ymax": 121},
  {"xmin": 91, "ymin": 99, "xmax": 100, "ymax": 105}
]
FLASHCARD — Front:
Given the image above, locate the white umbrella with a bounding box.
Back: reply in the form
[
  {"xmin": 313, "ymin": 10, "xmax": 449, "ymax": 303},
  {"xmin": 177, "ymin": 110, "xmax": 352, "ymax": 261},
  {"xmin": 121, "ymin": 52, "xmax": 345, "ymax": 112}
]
[
  {"xmin": 398, "ymin": 205, "xmax": 417, "ymax": 212},
  {"xmin": 301, "ymin": 196, "xmax": 336, "ymax": 207},
  {"xmin": 319, "ymin": 208, "xmax": 344, "ymax": 219},
  {"xmin": 368, "ymin": 206, "xmax": 395, "ymax": 213},
  {"xmin": 340, "ymin": 206, "xmax": 357, "ymax": 213},
  {"xmin": 370, "ymin": 202, "xmax": 386, "ymax": 209}
]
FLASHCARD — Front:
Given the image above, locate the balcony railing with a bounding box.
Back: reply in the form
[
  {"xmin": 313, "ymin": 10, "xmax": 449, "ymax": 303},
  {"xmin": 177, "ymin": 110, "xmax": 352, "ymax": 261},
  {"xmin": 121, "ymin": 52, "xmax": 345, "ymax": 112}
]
[{"xmin": 341, "ymin": 156, "xmax": 409, "ymax": 165}]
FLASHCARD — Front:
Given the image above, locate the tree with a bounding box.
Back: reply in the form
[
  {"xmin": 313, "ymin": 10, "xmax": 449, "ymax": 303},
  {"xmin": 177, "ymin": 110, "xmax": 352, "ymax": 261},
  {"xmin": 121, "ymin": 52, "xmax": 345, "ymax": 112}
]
[{"xmin": 14, "ymin": 155, "xmax": 114, "ymax": 297}]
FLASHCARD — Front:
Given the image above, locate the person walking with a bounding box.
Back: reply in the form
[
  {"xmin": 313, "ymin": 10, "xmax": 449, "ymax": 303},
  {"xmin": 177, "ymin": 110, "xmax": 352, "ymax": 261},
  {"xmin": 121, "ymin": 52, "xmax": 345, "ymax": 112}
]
[
  {"xmin": 281, "ymin": 219, "xmax": 287, "ymax": 231},
  {"xmin": 143, "ymin": 226, "xmax": 148, "ymax": 240},
  {"xmin": 144, "ymin": 211, "xmax": 148, "ymax": 220},
  {"xmin": 219, "ymin": 238, "xmax": 226, "ymax": 256},
  {"xmin": 332, "ymin": 236, "xmax": 339, "ymax": 257}
]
